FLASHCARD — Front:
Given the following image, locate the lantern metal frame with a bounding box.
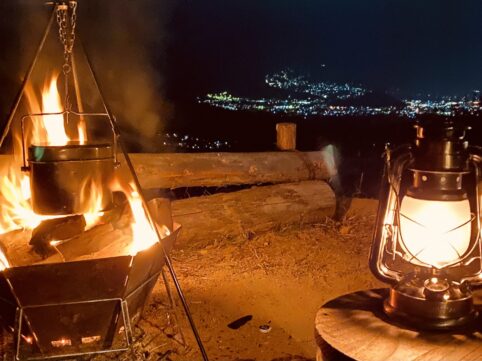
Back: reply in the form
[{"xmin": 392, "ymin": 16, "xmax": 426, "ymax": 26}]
[{"xmin": 370, "ymin": 119, "xmax": 482, "ymax": 330}]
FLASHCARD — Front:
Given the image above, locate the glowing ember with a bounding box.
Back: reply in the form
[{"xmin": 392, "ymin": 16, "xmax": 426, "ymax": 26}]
[{"xmin": 51, "ymin": 338, "xmax": 72, "ymax": 348}]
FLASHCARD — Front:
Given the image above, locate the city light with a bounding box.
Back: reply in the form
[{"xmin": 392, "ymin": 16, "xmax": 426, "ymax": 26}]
[{"xmin": 198, "ymin": 70, "xmax": 481, "ymax": 118}]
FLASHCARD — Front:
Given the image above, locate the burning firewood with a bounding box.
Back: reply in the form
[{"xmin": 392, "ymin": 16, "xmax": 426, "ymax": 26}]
[
  {"xmin": 97, "ymin": 191, "xmax": 130, "ymax": 227},
  {"xmin": 30, "ymin": 215, "xmax": 86, "ymax": 258},
  {"xmin": 30, "ymin": 191, "xmax": 130, "ymax": 260},
  {"xmin": 53, "ymin": 223, "xmax": 127, "ymax": 262},
  {"xmin": 49, "ymin": 198, "xmax": 171, "ymax": 262},
  {"xmin": 0, "ymin": 196, "xmax": 171, "ymax": 267},
  {"xmin": 0, "ymin": 229, "xmax": 38, "ymax": 266}
]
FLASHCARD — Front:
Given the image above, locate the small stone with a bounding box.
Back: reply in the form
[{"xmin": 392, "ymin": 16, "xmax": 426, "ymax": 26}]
[{"xmin": 259, "ymin": 324, "xmax": 272, "ymax": 333}]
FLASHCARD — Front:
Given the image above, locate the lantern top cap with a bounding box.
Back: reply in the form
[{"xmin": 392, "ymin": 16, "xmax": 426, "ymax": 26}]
[{"xmin": 414, "ymin": 116, "xmax": 471, "ymax": 141}]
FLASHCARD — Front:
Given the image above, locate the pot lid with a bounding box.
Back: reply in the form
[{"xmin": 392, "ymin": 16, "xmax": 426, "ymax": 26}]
[{"xmin": 28, "ymin": 142, "xmax": 113, "ymax": 162}]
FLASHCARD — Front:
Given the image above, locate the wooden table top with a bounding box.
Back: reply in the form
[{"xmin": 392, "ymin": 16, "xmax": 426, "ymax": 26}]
[{"xmin": 315, "ymin": 288, "xmax": 482, "ymax": 361}]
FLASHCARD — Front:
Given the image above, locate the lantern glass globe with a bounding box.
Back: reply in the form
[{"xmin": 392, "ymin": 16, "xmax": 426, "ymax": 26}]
[{"xmin": 399, "ymin": 195, "xmax": 472, "ymax": 268}]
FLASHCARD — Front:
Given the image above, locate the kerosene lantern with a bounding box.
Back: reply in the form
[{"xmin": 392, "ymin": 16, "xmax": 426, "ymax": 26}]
[{"xmin": 370, "ymin": 119, "xmax": 482, "ymax": 329}]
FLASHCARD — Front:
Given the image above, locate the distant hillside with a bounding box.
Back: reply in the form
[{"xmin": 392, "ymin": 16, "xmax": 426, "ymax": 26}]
[{"xmin": 330, "ymin": 91, "xmax": 405, "ymax": 108}]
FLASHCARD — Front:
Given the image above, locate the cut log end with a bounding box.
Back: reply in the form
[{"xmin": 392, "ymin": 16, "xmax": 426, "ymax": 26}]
[{"xmin": 276, "ymin": 122, "xmax": 297, "ymax": 151}]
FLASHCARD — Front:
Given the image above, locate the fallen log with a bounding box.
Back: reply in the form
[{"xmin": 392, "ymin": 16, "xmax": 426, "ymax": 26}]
[
  {"xmin": 1, "ymin": 151, "xmax": 337, "ymax": 190},
  {"xmin": 126, "ymin": 151, "xmax": 337, "ymax": 189},
  {"xmin": 171, "ymin": 180, "xmax": 336, "ymax": 247}
]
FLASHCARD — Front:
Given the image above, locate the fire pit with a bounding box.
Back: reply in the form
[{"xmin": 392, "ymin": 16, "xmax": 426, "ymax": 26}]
[
  {"xmin": 0, "ymin": 2, "xmax": 207, "ymax": 360},
  {"xmin": 0, "ymin": 225, "xmax": 179, "ymax": 359}
]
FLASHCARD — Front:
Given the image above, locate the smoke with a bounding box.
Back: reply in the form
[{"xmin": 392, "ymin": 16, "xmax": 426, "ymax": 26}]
[
  {"xmin": 79, "ymin": 0, "xmax": 174, "ymax": 151},
  {"xmin": 3, "ymin": 0, "xmax": 173, "ymax": 152}
]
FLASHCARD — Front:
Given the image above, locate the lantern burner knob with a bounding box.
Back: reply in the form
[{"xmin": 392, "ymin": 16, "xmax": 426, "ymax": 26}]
[{"xmin": 423, "ymin": 277, "xmax": 450, "ymax": 300}]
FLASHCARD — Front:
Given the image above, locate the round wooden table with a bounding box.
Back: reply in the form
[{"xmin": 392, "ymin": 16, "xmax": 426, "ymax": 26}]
[{"xmin": 315, "ymin": 289, "xmax": 482, "ymax": 361}]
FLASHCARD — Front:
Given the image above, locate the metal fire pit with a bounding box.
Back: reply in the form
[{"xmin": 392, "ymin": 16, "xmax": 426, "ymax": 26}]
[
  {"xmin": 28, "ymin": 142, "xmax": 114, "ymax": 216},
  {"xmin": 0, "ymin": 225, "xmax": 180, "ymax": 360}
]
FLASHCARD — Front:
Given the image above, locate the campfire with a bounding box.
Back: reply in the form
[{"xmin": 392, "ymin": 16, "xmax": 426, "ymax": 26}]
[
  {"xmin": 0, "ymin": 2, "xmax": 191, "ymax": 360},
  {"xmin": 0, "ymin": 72, "xmax": 169, "ymax": 264}
]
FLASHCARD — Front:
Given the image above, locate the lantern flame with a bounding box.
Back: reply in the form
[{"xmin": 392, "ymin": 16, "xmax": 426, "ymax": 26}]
[{"xmin": 399, "ymin": 196, "xmax": 472, "ymax": 268}]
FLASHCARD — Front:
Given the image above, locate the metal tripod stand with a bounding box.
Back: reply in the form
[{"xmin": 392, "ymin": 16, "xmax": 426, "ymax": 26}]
[{"xmin": 0, "ymin": 2, "xmax": 209, "ymax": 360}]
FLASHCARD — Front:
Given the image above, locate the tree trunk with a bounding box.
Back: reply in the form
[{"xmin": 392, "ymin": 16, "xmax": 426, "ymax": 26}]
[
  {"xmin": 126, "ymin": 150, "xmax": 336, "ymax": 189},
  {"xmin": 172, "ymin": 180, "xmax": 335, "ymax": 247},
  {"xmin": 0, "ymin": 152, "xmax": 337, "ymax": 190}
]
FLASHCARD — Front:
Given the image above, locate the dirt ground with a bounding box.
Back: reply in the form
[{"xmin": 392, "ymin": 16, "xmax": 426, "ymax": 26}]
[
  {"xmin": 94, "ymin": 198, "xmax": 380, "ymax": 361},
  {"xmin": 1, "ymin": 198, "xmax": 382, "ymax": 360}
]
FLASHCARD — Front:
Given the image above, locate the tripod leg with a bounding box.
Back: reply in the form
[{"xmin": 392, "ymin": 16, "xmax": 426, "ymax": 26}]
[
  {"xmin": 160, "ymin": 268, "xmax": 187, "ymax": 348},
  {"xmin": 81, "ymin": 42, "xmax": 209, "ymax": 361},
  {"xmin": 0, "ymin": 8, "xmax": 56, "ymax": 148}
]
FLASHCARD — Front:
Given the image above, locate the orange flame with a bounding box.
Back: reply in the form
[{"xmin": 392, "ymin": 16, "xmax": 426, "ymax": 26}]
[
  {"xmin": 78, "ymin": 121, "xmax": 87, "ymax": 145},
  {"xmin": 128, "ymin": 188, "xmax": 159, "ymax": 255},
  {"xmin": 80, "ymin": 178, "xmax": 105, "ymax": 230},
  {"xmin": 40, "ymin": 74, "xmax": 69, "ymax": 145},
  {"xmin": 0, "ymin": 165, "xmax": 59, "ymax": 270},
  {"xmin": 0, "ymin": 73, "xmax": 94, "ymax": 269},
  {"xmin": 24, "ymin": 73, "xmax": 87, "ymax": 146},
  {"xmin": 0, "ymin": 73, "xmax": 165, "ymax": 270},
  {"xmin": 0, "ymin": 169, "xmax": 44, "ymax": 233},
  {"xmin": 113, "ymin": 181, "xmax": 170, "ymax": 256}
]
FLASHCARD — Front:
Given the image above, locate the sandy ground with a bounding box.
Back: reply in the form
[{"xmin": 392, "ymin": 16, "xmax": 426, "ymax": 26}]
[
  {"xmin": 96, "ymin": 198, "xmax": 380, "ymax": 361},
  {"xmin": 1, "ymin": 199, "xmax": 382, "ymax": 360}
]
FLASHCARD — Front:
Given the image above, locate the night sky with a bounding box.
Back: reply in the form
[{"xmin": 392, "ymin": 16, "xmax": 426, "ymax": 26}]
[
  {"xmin": 0, "ymin": 1, "xmax": 481, "ymax": 129},
  {"xmin": 166, "ymin": 0, "xmax": 482, "ymax": 99}
]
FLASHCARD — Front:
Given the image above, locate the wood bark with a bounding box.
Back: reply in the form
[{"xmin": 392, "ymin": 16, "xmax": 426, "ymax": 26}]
[
  {"xmin": 172, "ymin": 180, "xmax": 335, "ymax": 247},
  {"xmin": 126, "ymin": 151, "xmax": 337, "ymax": 189},
  {"xmin": 1, "ymin": 152, "xmax": 337, "ymax": 189},
  {"xmin": 276, "ymin": 122, "xmax": 297, "ymax": 150}
]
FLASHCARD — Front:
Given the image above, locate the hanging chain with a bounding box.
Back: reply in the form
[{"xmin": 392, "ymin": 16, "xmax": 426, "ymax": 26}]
[
  {"xmin": 56, "ymin": 1, "xmax": 77, "ymax": 74},
  {"xmin": 56, "ymin": 1, "xmax": 77, "ymax": 111}
]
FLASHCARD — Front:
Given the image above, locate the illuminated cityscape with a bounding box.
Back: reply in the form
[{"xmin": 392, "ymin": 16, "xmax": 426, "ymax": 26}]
[
  {"xmin": 159, "ymin": 132, "xmax": 231, "ymax": 151},
  {"xmin": 198, "ymin": 70, "xmax": 481, "ymax": 118},
  {"xmin": 265, "ymin": 69, "xmax": 367, "ymax": 99}
]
